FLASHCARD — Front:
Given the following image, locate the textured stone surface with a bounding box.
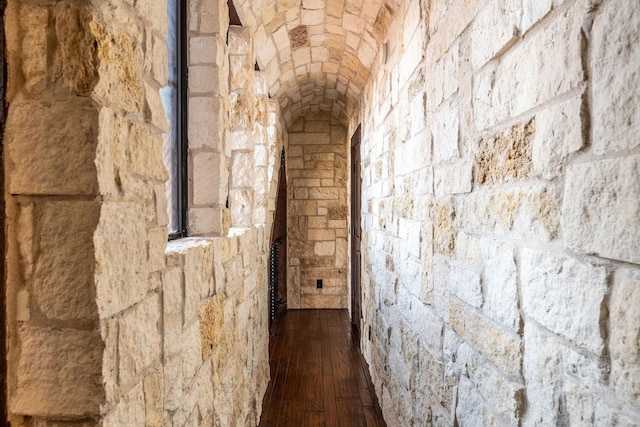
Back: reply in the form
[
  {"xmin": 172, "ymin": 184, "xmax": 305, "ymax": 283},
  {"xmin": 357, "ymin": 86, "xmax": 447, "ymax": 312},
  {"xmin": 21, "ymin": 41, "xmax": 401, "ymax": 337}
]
[
  {"xmin": 521, "ymin": 249, "xmax": 607, "ymax": 354},
  {"xmin": 12, "ymin": 326, "xmax": 104, "ymax": 417},
  {"xmin": 610, "ymin": 268, "xmax": 640, "ymax": 404},
  {"xmin": 6, "ymin": 95, "xmax": 99, "ymax": 195},
  {"xmin": 563, "ymin": 156, "xmax": 640, "ymax": 264},
  {"xmin": 32, "ymin": 201, "xmax": 100, "ymax": 321},
  {"xmin": 591, "ymin": 0, "xmax": 640, "ymax": 154}
]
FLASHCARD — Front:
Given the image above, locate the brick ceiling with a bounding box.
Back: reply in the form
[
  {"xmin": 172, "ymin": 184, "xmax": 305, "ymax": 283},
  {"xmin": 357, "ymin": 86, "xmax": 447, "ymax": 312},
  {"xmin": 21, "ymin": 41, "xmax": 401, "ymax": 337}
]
[{"xmin": 232, "ymin": 0, "xmax": 396, "ymax": 127}]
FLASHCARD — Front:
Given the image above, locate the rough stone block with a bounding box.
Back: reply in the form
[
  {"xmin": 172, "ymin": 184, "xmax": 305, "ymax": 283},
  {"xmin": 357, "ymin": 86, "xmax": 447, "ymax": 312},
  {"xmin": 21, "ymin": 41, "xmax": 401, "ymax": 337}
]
[
  {"xmin": 229, "ymin": 189, "xmax": 253, "ymax": 227},
  {"xmin": 449, "ymin": 298, "xmax": 522, "ymax": 379},
  {"xmin": 466, "ymin": 351, "xmax": 525, "ymax": 424},
  {"xmin": 102, "ymin": 384, "xmax": 145, "ymax": 427},
  {"xmin": 434, "ymin": 161, "xmax": 473, "ymax": 197},
  {"xmin": 11, "ymin": 326, "xmax": 103, "ymax": 417},
  {"xmin": 53, "ymin": 5, "xmax": 98, "ymax": 94},
  {"xmin": 228, "ymin": 26, "xmax": 252, "ymax": 55},
  {"xmin": 532, "ymin": 95, "xmax": 585, "ymax": 180},
  {"xmin": 118, "ymin": 293, "xmax": 161, "ymax": 389},
  {"xmin": 31, "ymin": 201, "xmax": 100, "ymax": 321},
  {"xmin": 6, "ymin": 95, "xmax": 99, "ymax": 196},
  {"xmin": 610, "ymin": 268, "xmax": 640, "ymax": 404},
  {"xmin": 230, "ymin": 152, "xmax": 255, "ymax": 188},
  {"xmin": 450, "ymin": 265, "xmax": 482, "ymax": 309},
  {"xmin": 522, "ymin": 322, "xmax": 564, "ymax": 426},
  {"xmin": 19, "ymin": 4, "xmax": 49, "ymax": 91},
  {"xmin": 521, "ymin": 248, "xmax": 607, "ymax": 354},
  {"xmin": 592, "ymin": 0, "xmax": 640, "ymax": 154},
  {"xmin": 475, "ymin": 119, "xmax": 534, "ymax": 185},
  {"xmin": 470, "ymin": 0, "xmax": 520, "ymax": 69},
  {"xmin": 480, "ymin": 241, "xmax": 520, "ymax": 331},
  {"xmin": 521, "ymin": 0, "xmax": 553, "ymax": 33},
  {"xmin": 473, "ymin": 6, "xmax": 584, "ymax": 130},
  {"xmin": 314, "ymin": 241, "xmax": 335, "ymax": 256},
  {"xmin": 92, "ymin": 22, "xmax": 144, "ymax": 113},
  {"xmin": 431, "ymin": 100, "xmax": 459, "ymax": 163},
  {"xmin": 94, "ymin": 202, "xmax": 150, "ymax": 318},
  {"xmin": 562, "ymin": 156, "xmax": 640, "ymax": 264},
  {"xmin": 395, "ymin": 130, "xmax": 432, "ymax": 175}
]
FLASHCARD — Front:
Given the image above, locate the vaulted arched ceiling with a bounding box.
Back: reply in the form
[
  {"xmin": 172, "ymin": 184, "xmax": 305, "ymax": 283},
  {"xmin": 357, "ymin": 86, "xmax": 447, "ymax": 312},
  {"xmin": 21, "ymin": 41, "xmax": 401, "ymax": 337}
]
[{"xmin": 232, "ymin": 0, "xmax": 397, "ymax": 127}]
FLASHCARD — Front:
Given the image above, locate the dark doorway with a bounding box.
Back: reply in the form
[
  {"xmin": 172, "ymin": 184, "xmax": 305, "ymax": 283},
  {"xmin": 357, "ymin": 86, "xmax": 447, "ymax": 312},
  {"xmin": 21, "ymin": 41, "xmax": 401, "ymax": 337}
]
[
  {"xmin": 269, "ymin": 149, "xmax": 287, "ymax": 326},
  {"xmin": 350, "ymin": 126, "xmax": 362, "ymax": 338}
]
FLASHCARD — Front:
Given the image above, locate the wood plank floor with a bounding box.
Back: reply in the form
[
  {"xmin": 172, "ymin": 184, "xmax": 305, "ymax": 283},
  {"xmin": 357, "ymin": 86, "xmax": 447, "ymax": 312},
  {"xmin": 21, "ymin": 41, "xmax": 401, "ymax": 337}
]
[{"xmin": 259, "ymin": 309, "xmax": 386, "ymax": 427}]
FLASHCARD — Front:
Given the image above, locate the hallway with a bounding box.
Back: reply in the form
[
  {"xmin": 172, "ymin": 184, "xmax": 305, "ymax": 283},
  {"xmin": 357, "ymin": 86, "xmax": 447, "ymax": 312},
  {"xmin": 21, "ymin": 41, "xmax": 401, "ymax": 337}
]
[{"xmin": 259, "ymin": 310, "xmax": 386, "ymax": 427}]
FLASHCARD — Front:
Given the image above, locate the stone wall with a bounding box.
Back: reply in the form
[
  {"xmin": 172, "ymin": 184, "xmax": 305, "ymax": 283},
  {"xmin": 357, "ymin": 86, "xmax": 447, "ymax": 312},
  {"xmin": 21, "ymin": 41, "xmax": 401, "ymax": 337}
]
[
  {"xmin": 354, "ymin": 0, "xmax": 640, "ymax": 425},
  {"xmin": 4, "ymin": 0, "xmax": 283, "ymax": 425},
  {"xmin": 287, "ymin": 115, "xmax": 349, "ymax": 309}
]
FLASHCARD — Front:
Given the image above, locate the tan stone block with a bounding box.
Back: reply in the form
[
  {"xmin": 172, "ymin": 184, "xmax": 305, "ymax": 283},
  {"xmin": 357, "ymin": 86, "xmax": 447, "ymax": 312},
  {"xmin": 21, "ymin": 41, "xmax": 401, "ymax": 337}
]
[
  {"xmin": 6, "ymin": 95, "xmax": 99, "ymax": 196},
  {"xmin": 200, "ymin": 0, "xmax": 229, "ymax": 33},
  {"xmin": 307, "ymin": 216, "xmax": 327, "ymax": 228},
  {"xmin": 301, "ymin": 294, "xmax": 346, "ymax": 309},
  {"xmin": 193, "ymin": 151, "xmax": 227, "ymax": 205},
  {"xmin": 309, "ymin": 188, "xmax": 339, "ymax": 200},
  {"xmin": 102, "ymin": 384, "xmax": 145, "ymax": 427},
  {"xmin": 289, "ymin": 132, "xmax": 331, "ymax": 145},
  {"xmin": 11, "ymin": 326, "xmax": 103, "ymax": 417},
  {"xmin": 189, "ymin": 96, "xmax": 223, "ymax": 150},
  {"xmin": 327, "ymin": 205, "xmax": 347, "ymax": 220},
  {"xmin": 94, "ymin": 202, "xmax": 150, "ymax": 318},
  {"xmin": 228, "ymin": 26, "xmax": 252, "ymax": 55},
  {"xmin": 145, "ymin": 34, "xmax": 169, "ymax": 85},
  {"xmin": 19, "ymin": 4, "xmax": 49, "ymax": 91},
  {"xmin": 450, "ymin": 298, "xmax": 522, "ymax": 379},
  {"xmin": 119, "ymin": 294, "xmax": 161, "ymax": 388},
  {"xmin": 190, "ymin": 36, "xmax": 221, "ymax": 64},
  {"xmin": 294, "ymin": 187, "xmax": 309, "ymax": 199},
  {"xmin": 229, "ymin": 91, "xmax": 255, "ymax": 130},
  {"xmin": 91, "ymin": 22, "xmax": 144, "ymax": 112},
  {"xmin": 144, "ymin": 367, "xmax": 163, "ymax": 427},
  {"xmin": 30, "ymin": 201, "xmax": 99, "ymax": 321},
  {"xmin": 230, "ymin": 54, "xmax": 253, "ymax": 90},
  {"xmin": 190, "ymin": 65, "xmax": 220, "ymax": 93},
  {"xmin": 129, "ymin": 121, "xmax": 168, "ymax": 180},
  {"xmin": 307, "ymin": 228, "xmax": 336, "ymax": 241},
  {"xmin": 53, "ymin": 5, "xmax": 98, "ymax": 94},
  {"xmin": 189, "ymin": 206, "xmax": 230, "ymax": 236},
  {"xmin": 289, "ymin": 200, "xmax": 318, "ymax": 216},
  {"xmin": 314, "ymin": 241, "xmax": 336, "ymax": 256}
]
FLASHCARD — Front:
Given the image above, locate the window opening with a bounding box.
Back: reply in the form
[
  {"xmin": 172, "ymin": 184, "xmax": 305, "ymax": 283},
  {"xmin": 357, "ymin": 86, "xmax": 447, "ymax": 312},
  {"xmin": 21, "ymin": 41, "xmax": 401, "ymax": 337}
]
[{"xmin": 163, "ymin": 0, "xmax": 188, "ymax": 239}]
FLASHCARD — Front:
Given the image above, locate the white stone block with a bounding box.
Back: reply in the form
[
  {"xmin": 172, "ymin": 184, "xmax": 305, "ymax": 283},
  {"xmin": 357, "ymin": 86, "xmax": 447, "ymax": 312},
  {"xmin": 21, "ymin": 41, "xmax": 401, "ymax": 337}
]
[
  {"xmin": 481, "ymin": 241, "xmax": 520, "ymax": 331},
  {"xmin": 432, "ymin": 101, "xmax": 459, "ymax": 163},
  {"xmin": 610, "ymin": 268, "xmax": 640, "ymax": 404},
  {"xmin": 394, "ymin": 130, "xmax": 432, "ymax": 176},
  {"xmin": 450, "ymin": 265, "xmax": 482, "ymax": 309},
  {"xmin": 562, "ymin": 156, "xmax": 640, "ymax": 264},
  {"xmin": 434, "ymin": 161, "xmax": 473, "ymax": 197},
  {"xmin": 521, "ymin": 0, "xmax": 553, "ymax": 33},
  {"xmin": 593, "ymin": 2, "xmax": 640, "ymax": 153},
  {"xmin": 532, "ymin": 95, "xmax": 585, "ymax": 180},
  {"xmin": 520, "ymin": 248, "xmax": 607, "ymax": 354},
  {"xmin": 470, "ymin": 0, "xmax": 520, "ymax": 69},
  {"xmin": 314, "ymin": 241, "xmax": 335, "ymax": 256}
]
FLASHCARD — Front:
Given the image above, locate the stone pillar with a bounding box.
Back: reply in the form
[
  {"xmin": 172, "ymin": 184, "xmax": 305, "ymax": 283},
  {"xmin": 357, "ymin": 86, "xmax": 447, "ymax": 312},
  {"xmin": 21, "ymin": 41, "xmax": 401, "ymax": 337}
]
[
  {"xmin": 4, "ymin": 2, "xmax": 103, "ymax": 423},
  {"xmin": 228, "ymin": 25, "xmax": 255, "ymax": 228},
  {"xmin": 188, "ymin": 0, "xmax": 231, "ymax": 236}
]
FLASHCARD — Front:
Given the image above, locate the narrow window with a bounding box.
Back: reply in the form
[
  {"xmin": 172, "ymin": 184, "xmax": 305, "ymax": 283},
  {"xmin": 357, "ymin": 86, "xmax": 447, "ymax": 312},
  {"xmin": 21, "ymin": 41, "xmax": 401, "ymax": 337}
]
[{"xmin": 163, "ymin": 0, "xmax": 188, "ymax": 239}]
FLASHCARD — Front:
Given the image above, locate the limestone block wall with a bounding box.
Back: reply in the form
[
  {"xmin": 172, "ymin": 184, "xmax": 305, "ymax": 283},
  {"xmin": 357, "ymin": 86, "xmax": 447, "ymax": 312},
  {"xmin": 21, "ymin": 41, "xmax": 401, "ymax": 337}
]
[
  {"xmin": 287, "ymin": 114, "xmax": 349, "ymax": 309},
  {"xmin": 4, "ymin": 0, "xmax": 283, "ymax": 425},
  {"xmin": 353, "ymin": 0, "xmax": 640, "ymax": 425}
]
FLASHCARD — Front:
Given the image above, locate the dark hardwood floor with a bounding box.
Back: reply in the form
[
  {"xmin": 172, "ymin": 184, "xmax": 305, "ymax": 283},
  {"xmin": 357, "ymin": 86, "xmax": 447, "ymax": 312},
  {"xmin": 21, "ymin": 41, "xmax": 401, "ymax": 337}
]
[{"xmin": 259, "ymin": 309, "xmax": 386, "ymax": 427}]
